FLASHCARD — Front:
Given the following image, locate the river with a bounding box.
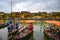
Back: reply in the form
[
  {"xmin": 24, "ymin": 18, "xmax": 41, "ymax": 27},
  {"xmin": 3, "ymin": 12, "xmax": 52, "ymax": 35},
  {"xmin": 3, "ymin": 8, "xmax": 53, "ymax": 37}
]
[{"xmin": 0, "ymin": 20, "xmax": 44, "ymax": 40}]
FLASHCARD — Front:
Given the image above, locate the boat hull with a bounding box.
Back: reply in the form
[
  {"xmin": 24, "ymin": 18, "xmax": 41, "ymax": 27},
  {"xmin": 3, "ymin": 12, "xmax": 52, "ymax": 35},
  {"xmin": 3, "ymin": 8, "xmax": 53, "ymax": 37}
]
[{"xmin": 16, "ymin": 30, "xmax": 33, "ymax": 40}]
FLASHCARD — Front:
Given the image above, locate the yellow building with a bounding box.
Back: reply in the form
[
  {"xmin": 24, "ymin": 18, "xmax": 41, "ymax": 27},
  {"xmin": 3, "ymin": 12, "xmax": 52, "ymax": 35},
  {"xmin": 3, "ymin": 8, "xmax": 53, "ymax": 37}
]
[
  {"xmin": 0, "ymin": 12, "xmax": 4, "ymax": 24},
  {"xmin": 34, "ymin": 16, "xmax": 42, "ymax": 19}
]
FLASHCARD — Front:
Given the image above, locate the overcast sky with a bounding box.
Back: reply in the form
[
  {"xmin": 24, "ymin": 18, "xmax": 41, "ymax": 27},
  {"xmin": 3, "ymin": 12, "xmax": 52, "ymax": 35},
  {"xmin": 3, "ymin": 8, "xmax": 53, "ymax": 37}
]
[{"xmin": 0, "ymin": 0, "xmax": 60, "ymax": 13}]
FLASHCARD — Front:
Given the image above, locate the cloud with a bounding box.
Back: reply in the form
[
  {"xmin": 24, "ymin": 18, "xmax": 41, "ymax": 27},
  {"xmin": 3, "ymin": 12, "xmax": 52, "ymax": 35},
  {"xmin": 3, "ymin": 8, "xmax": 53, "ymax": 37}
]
[
  {"xmin": 0, "ymin": 0, "xmax": 11, "ymax": 12},
  {"xmin": 0, "ymin": 0, "xmax": 60, "ymax": 13},
  {"xmin": 45, "ymin": 0, "xmax": 60, "ymax": 12},
  {"xmin": 12, "ymin": 1, "xmax": 46, "ymax": 12}
]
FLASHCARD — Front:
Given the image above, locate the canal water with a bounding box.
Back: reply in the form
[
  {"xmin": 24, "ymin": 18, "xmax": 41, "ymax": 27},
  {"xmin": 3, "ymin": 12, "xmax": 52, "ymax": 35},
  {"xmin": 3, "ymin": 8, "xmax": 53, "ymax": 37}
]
[
  {"xmin": 33, "ymin": 23, "xmax": 44, "ymax": 40},
  {"xmin": 0, "ymin": 27, "xmax": 8, "ymax": 40},
  {"xmin": 0, "ymin": 21, "xmax": 44, "ymax": 40}
]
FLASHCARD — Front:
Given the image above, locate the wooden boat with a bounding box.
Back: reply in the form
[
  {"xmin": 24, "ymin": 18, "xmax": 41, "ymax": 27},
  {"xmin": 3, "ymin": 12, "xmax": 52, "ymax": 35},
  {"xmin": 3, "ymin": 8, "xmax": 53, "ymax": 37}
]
[
  {"xmin": 15, "ymin": 29, "xmax": 33, "ymax": 40},
  {"xmin": 44, "ymin": 20, "xmax": 60, "ymax": 40},
  {"xmin": 8, "ymin": 23, "xmax": 33, "ymax": 40}
]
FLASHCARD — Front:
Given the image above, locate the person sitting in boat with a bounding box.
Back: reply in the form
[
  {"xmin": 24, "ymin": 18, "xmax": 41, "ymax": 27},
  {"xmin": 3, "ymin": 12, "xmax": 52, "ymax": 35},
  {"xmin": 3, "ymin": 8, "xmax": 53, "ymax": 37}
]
[
  {"xmin": 6, "ymin": 22, "xmax": 9, "ymax": 27},
  {"xmin": 15, "ymin": 22, "xmax": 19, "ymax": 29},
  {"xmin": 7, "ymin": 24, "xmax": 11, "ymax": 32},
  {"xmin": 27, "ymin": 23, "xmax": 33, "ymax": 30},
  {"xmin": 6, "ymin": 20, "xmax": 12, "ymax": 26},
  {"xmin": 7, "ymin": 24, "xmax": 14, "ymax": 32}
]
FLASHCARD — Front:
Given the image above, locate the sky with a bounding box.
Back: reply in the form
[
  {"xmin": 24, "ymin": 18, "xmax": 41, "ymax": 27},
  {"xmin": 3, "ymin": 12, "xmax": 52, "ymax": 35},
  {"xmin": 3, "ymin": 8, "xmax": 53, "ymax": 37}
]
[{"xmin": 0, "ymin": 0, "xmax": 60, "ymax": 13}]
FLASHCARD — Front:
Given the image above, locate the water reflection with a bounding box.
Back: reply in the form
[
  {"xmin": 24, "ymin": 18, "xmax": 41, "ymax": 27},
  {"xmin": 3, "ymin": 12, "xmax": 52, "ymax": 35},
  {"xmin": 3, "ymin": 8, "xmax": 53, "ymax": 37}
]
[
  {"xmin": 33, "ymin": 23, "xmax": 44, "ymax": 40},
  {"xmin": 0, "ymin": 27, "xmax": 8, "ymax": 40}
]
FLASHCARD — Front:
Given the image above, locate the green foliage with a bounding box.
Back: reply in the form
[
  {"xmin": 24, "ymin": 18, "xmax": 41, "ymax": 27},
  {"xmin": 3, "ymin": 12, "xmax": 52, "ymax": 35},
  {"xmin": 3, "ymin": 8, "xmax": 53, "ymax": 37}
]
[
  {"xmin": 32, "ymin": 13, "xmax": 36, "ymax": 17},
  {"xmin": 5, "ymin": 14, "xmax": 10, "ymax": 17},
  {"xmin": 39, "ymin": 20, "xmax": 45, "ymax": 26}
]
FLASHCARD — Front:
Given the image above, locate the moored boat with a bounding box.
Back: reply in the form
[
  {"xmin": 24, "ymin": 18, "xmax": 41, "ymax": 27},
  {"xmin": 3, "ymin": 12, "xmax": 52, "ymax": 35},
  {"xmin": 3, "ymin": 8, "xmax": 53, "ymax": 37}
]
[
  {"xmin": 14, "ymin": 23, "xmax": 33, "ymax": 40},
  {"xmin": 15, "ymin": 29, "xmax": 33, "ymax": 40},
  {"xmin": 44, "ymin": 20, "xmax": 60, "ymax": 40},
  {"xmin": 7, "ymin": 21, "xmax": 34, "ymax": 40}
]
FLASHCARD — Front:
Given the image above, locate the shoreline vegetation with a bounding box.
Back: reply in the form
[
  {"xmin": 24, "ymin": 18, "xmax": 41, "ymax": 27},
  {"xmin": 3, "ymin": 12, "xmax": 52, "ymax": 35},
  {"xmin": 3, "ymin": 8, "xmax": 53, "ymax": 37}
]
[{"xmin": 0, "ymin": 12, "xmax": 60, "ymax": 20}]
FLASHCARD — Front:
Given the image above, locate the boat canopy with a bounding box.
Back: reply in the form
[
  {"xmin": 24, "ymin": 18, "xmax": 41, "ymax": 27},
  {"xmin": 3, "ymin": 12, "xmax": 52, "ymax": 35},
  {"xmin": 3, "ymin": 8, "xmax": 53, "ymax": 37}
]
[{"xmin": 44, "ymin": 20, "xmax": 60, "ymax": 27}]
